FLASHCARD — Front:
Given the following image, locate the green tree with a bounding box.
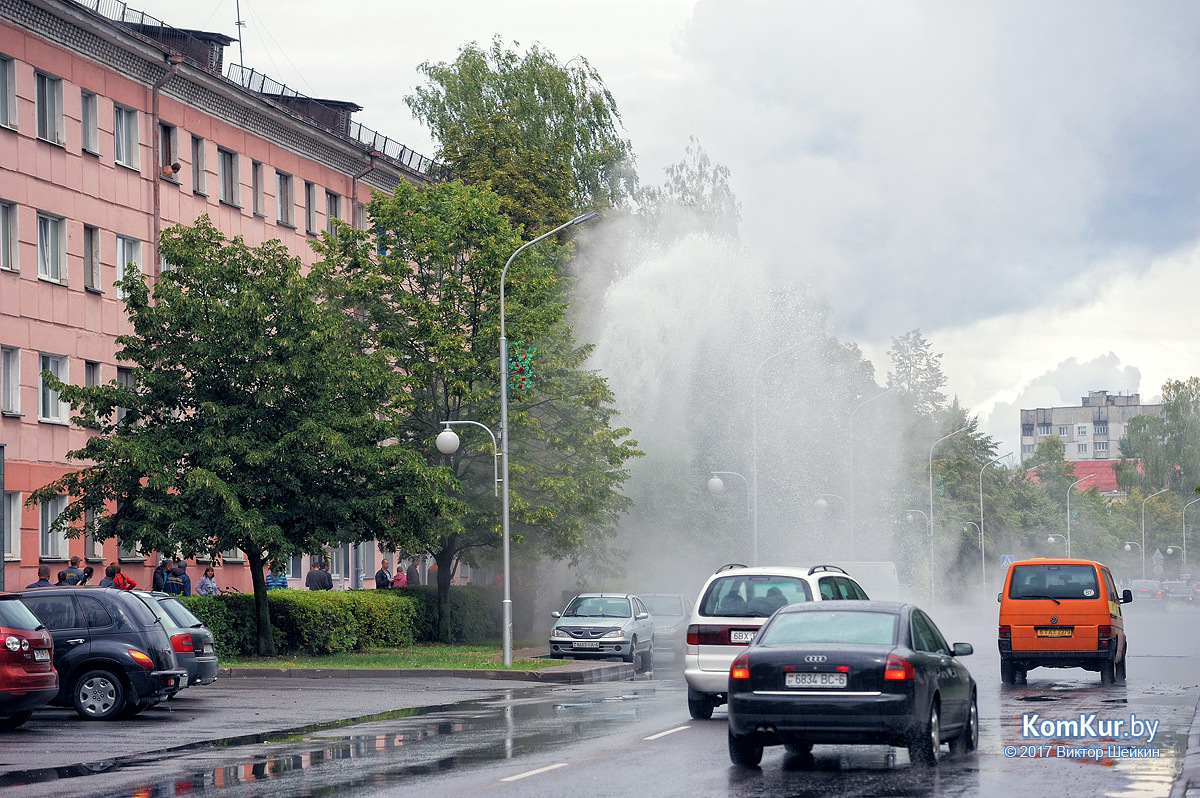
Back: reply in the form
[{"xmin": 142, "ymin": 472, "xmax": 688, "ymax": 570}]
[
  {"xmin": 636, "ymin": 136, "xmax": 741, "ymax": 241},
  {"xmin": 406, "ymin": 36, "xmax": 637, "ymax": 228},
  {"xmin": 314, "ymin": 181, "xmax": 640, "ymax": 641},
  {"xmin": 29, "ymin": 217, "xmax": 452, "ymax": 655},
  {"xmin": 1117, "ymin": 377, "xmax": 1200, "ymax": 494},
  {"xmin": 886, "ymin": 329, "xmax": 948, "ymax": 419}
]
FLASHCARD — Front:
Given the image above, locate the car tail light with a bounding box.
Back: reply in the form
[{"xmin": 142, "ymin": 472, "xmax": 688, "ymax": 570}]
[
  {"xmin": 1098, "ymin": 625, "xmax": 1112, "ymax": 638},
  {"xmin": 1156, "ymin": 591, "xmax": 1163, "ymax": 597},
  {"xmin": 688, "ymin": 624, "xmax": 756, "ymax": 646},
  {"xmin": 998, "ymin": 625, "xmax": 1011, "ymax": 640},
  {"xmin": 884, "ymin": 654, "xmax": 915, "ymax": 681},
  {"xmin": 3, "ymin": 635, "xmax": 30, "ymax": 652},
  {"xmin": 730, "ymin": 653, "xmax": 750, "ymax": 680},
  {"xmin": 128, "ymin": 649, "xmax": 155, "ymax": 668},
  {"xmin": 171, "ymin": 633, "xmax": 195, "ymax": 654}
]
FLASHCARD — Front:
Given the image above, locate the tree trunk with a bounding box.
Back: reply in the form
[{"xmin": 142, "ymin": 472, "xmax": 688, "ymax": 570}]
[
  {"xmin": 434, "ymin": 546, "xmax": 455, "ymax": 643},
  {"xmin": 245, "ymin": 549, "xmax": 276, "ymax": 657}
]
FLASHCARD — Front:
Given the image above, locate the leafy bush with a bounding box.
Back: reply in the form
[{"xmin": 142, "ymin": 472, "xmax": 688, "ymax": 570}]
[{"xmin": 393, "ymin": 585, "xmax": 500, "ymax": 643}]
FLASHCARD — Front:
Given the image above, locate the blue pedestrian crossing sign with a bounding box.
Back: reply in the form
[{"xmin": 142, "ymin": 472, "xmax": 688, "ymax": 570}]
[{"xmin": 1001, "ymin": 554, "xmax": 1015, "ymax": 568}]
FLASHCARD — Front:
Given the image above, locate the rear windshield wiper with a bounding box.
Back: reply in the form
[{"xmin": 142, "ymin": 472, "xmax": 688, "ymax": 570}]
[{"xmin": 1023, "ymin": 594, "xmax": 1061, "ymax": 605}]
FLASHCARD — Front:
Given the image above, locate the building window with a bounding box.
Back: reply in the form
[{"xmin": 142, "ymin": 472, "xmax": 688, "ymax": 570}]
[
  {"xmin": 116, "ymin": 366, "xmax": 133, "ymax": 424},
  {"xmin": 1, "ymin": 346, "xmax": 19, "ymax": 415},
  {"xmin": 251, "ymin": 161, "xmax": 264, "ymax": 216},
  {"xmin": 1096, "ymin": 441, "xmax": 1109, "ymax": 452},
  {"xmin": 39, "ymin": 495, "xmax": 68, "ymax": 559},
  {"xmin": 0, "ymin": 56, "xmax": 13, "ymax": 128},
  {"xmin": 220, "ymin": 548, "xmax": 243, "ymax": 563},
  {"xmin": 191, "ymin": 136, "xmax": 206, "ymax": 195},
  {"xmin": 0, "ymin": 200, "xmax": 14, "ymax": 272},
  {"xmin": 1021, "ymin": 444, "xmax": 1035, "ymax": 454},
  {"xmin": 276, "ymin": 172, "xmax": 293, "ymax": 226},
  {"xmin": 39, "ymin": 353, "xmax": 68, "ymax": 423},
  {"xmin": 35, "ymin": 71, "xmax": 64, "ymax": 144},
  {"xmin": 37, "ymin": 213, "xmax": 65, "ymax": 283},
  {"xmin": 1058, "ymin": 426, "xmax": 1069, "ymax": 437},
  {"xmin": 2, "ymin": 491, "xmax": 20, "ymax": 560},
  {"xmin": 288, "ymin": 555, "xmax": 303, "ymax": 580},
  {"xmin": 113, "ymin": 104, "xmax": 138, "ymax": 168},
  {"xmin": 85, "ymin": 360, "xmax": 100, "ymax": 388},
  {"xmin": 218, "ymin": 147, "xmax": 239, "ymax": 205},
  {"xmin": 1077, "ymin": 425, "xmax": 1087, "ymax": 437},
  {"xmin": 1094, "ymin": 423, "xmax": 1108, "ymax": 435},
  {"xmin": 118, "ymin": 535, "xmax": 141, "ymax": 561},
  {"xmin": 304, "ymin": 182, "xmax": 318, "ymax": 233},
  {"xmin": 325, "ymin": 190, "xmax": 341, "ymax": 234},
  {"xmin": 83, "ymin": 225, "xmax": 101, "ymax": 291},
  {"xmin": 115, "ymin": 236, "xmax": 141, "ymax": 300},
  {"xmin": 1036, "ymin": 424, "xmax": 1051, "ymax": 436},
  {"xmin": 354, "ymin": 203, "xmax": 366, "ymax": 231},
  {"xmin": 81, "ymin": 90, "xmax": 99, "ymax": 153},
  {"xmin": 1078, "ymin": 443, "xmax": 1088, "ymax": 453},
  {"xmin": 157, "ymin": 122, "xmax": 177, "ymax": 178}
]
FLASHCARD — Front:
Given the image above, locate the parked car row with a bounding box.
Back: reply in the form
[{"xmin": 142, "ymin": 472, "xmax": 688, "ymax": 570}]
[{"xmin": 0, "ymin": 586, "xmax": 219, "ymax": 729}]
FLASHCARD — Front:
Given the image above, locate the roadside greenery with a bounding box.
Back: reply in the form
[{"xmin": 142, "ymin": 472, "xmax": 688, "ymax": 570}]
[{"xmin": 224, "ymin": 646, "xmax": 557, "ymax": 671}]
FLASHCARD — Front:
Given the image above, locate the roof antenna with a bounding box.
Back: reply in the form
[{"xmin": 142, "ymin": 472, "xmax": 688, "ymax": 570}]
[{"xmin": 234, "ymin": 0, "xmax": 246, "ymax": 67}]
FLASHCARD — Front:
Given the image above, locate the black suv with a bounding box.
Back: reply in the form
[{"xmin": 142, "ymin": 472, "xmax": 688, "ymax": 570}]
[{"xmin": 18, "ymin": 587, "xmax": 187, "ymax": 720}]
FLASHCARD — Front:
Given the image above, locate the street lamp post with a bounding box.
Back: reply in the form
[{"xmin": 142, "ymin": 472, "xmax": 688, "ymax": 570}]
[
  {"xmin": 1182, "ymin": 497, "xmax": 1200, "ymax": 569},
  {"xmin": 709, "ymin": 472, "xmax": 752, "ymax": 557},
  {"xmin": 1124, "ymin": 541, "xmax": 1143, "ymax": 577},
  {"xmin": 1047, "ymin": 534, "xmax": 1069, "ymax": 556},
  {"xmin": 929, "ymin": 427, "xmax": 968, "ymax": 610},
  {"xmin": 1141, "ymin": 488, "xmax": 1169, "ymax": 581},
  {"xmin": 1066, "ymin": 473, "xmax": 1095, "ymax": 558},
  {"xmin": 436, "ymin": 421, "xmax": 501, "ymax": 496},
  {"xmin": 848, "ymin": 387, "xmax": 895, "ymax": 560},
  {"xmin": 905, "ymin": 509, "xmax": 932, "ymax": 604},
  {"xmin": 498, "ymin": 210, "xmax": 598, "ymax": 667},
  {"xmin": 963, "ymin": 522, "xmax": 983, "ymax": 587},
  {"xmin": 979, "ymin": 453, "xmax": 1010, "ymax": 595}
]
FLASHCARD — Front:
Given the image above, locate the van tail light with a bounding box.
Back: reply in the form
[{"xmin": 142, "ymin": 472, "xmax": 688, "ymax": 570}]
[
  {"xmin": 171, "ymin": 633, "xmax": 195, "ymax": 654},
  {"xmin": 128, "ymin": 649, "xmax": 155, "ymax": 668},
  {"xmin": 998, "ymin": 625, "xmax": 1011, "ymax": 640},
  {"xmin": 730, "ymin": 653, "xmax": 750, "ymax": 680},
  {"xmin": 1097, "ymin": 625, "xmax": 1112, "ymax": 638},
  {"xmin": 884, "ymin": 654, "xmax": 915, "ymax": 681}
]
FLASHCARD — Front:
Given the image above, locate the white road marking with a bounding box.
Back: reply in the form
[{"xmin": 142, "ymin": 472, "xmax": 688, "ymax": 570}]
[
  {"xmin": 643, "ymin": 725, "xmax": 691, "ymax": 740},
  {"xmin": 500, "ymin": 763, "xmax": 569, "ymax": 782}
]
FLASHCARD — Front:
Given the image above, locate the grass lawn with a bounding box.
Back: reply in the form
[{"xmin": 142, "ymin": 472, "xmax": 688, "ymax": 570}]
[{"xmin": 225, "ymin": 643, "xmax": 560, "ymax": 670}]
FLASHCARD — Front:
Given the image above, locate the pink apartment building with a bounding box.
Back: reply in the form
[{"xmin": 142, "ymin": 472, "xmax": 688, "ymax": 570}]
[{"xmin": 0, "ymin": 0, "xmax": 442, "ymax": 591}]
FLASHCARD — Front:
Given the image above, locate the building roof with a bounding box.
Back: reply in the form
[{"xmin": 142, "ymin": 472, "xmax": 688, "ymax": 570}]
[{"xmin": 1026, "ymin": 459, "xmax": 1129, "ymax": 494}]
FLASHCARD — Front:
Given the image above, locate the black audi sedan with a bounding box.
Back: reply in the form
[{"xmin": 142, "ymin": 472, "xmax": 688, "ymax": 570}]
[{"xmin": 727, "ymin": 601, "xmax": 977, "ymax": 768}]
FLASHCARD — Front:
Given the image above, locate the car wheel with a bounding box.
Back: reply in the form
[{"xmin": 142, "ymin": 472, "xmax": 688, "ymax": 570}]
[
  {"xmin": 1099, "ymin": 655, "xmax": 1116, "ymax": 685},
  {"xmin": 1116, "ymin": 652, "xmax": 1127, "ymax": 681},
  {"xmin": 625, "ymin": 637, "xmax": 638, "ymax": 667},
  {"xmin": 687, "ymin": 686, "xmax": 714, "ymax": 720},
  {"xmin": 73, "ymin": 669, "xmax": 127, "ymax": 721},
  {"xmin": 0, "ymin": 711, "xmax": 32, "ymax": 731},
  {"xmin": 908, "ymin": 699, "xmax": 941, "ymax": 766},
  {"xmin": 1000, "ymin": 660, "xmax": 1016, "ymax": 685},
  {"xmin": 949, "ymin": 692, "xmax": 978, "ymax": 755},
  {"xmin": 640, "ymin": 643, "xmax": 654, "ymax": 672},
  {"xmin": 728, "ymin": 730, "xmax": 763, "ymax": 767}
]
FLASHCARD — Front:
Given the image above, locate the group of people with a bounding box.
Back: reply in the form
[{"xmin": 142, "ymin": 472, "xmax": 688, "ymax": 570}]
[
  {"xmin": 25, "ymin": 556, "xmax": 135, "ymax": 590},
  {"xmin": 373, "ymin": 558, "xmax": 423, "ymax": 589}
]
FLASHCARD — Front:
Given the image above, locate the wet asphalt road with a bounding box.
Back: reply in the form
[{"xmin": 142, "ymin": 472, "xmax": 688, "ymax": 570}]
[{"xmin": 1, "ymin": 602, "xmax": 1197, "ymax": 798}]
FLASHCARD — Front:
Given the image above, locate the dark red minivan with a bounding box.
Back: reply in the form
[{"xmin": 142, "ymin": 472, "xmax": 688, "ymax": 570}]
[{"xmin": 0, "ymin": 593, "xmax": 58, "ymax": 730}]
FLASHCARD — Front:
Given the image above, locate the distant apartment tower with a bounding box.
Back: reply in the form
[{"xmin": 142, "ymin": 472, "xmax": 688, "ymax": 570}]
[{"xmin": 1019, "ymin": 391, "xmax": 1163, "ymax": 463}]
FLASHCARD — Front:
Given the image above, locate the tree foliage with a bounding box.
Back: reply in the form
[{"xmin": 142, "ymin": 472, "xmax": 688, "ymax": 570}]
[
  {"xmin": 636, "ymin": 136, "xmax": 741, "ymax": 241},
  {"xmin": 886, "ymin": 329, "xmax": 948, "ymax": 419},
  {"xmin": 1117, "ymin": 376, "xmax": 1200, "ymax": 494},
  {"xmin": 29, "ymin": 217, "xmax": 453, "ymax": 655}
]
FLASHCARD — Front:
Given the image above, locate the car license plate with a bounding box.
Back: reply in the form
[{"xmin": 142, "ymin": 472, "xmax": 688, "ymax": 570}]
[
  {"xmin": 573, "ymin": 641, "xmax": 600, "ymax": 649},
  {"xmin": 786, "ymin": 672, "xmax": 847, "ymax": 688},
  {"xmin": 33, "ymin": 649, "xmax": 50, "ymax": 661},
  {"xmin": 730, "ymin": 630, "xmax": 757, "ymax": 644},
  {"xmin": 1036, "ymin": 627, "xmax": 1073, "ymax": 637}
]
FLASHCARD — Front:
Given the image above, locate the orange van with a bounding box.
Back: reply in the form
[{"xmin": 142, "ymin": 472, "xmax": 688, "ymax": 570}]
[{"xmin": 997, "ymin": 558, "xmax": 1132, "ymax": 685}]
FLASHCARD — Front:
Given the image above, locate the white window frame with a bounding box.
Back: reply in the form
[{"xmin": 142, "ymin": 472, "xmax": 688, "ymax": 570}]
[
  {"xmin": 1095, "ymin": 423, "xmax": 1108, "ymax": 435},
  {"xmin": 116, "ymin": 366, "xmax": 133, "ymax": 424},
  {"xmin": 1096, "ymin": 441, "xmax": 1109, "ymax": 452},
  {"xmin": 276, "ymin": 171, "xmax": 293, "ymax": 226},
  {"xmin": 1, "ymin": 345, "xmax": 19, "ymax": 415},
  {"xmin": 37, "ymin": 212, "xmax": 65, "ymax": 283},
  {"xmin": 304, "ymin": 181, "xmax": 317, "ymax": 234},
  {"xmin": 0, "ymin": 55, "xmax": 14, "ymax": 129},
  {"xmin": 251, "ymin": 161, "xmax": 264, "ymax": 216},
  {"xmin": 1058, "ymin": 426, "xmax": 1069, "ymax": 437},
  {"xmin": 3, "ymin": 491, "xmax": 20, "ymax": 560},
  {"xmin": 39, "ymin": 495, "xmax": 68, "ymax": 559},
  {"xmin": 81, "ymin": 90, "xmax": 99, "ymax": 153},
  {"xmin": 115, "ymin": 236, "xmax": 141, "ymax": 300},
  {"xmin": 218, "ymin": 147, "xmax": 239, "ymax": 206},
  {"xmin": 1077, "ymin": 425, "xmax": 1088, "ymax": 437},
  {"xmin": 0, "ymin": 200, "xmax": 15, "ymax": 272},
  {"xmin": 35, "ymin": 71, "xmax": 64, "ymax": 145},
  {"xmin": 1036, "ymin": 424, "xmax": 1051, "ymax": 436},
  {"xmin": 113, "ymin": 104, "xmax": 139, "ymax": 169},
  {"xmin": 191, "ymin": 135, "xmax": 206, "ymax": 195},
  {"xmin": 325, "ymin": 190, "xmax": 340, "ymax": 234},
  {"xmin": 83, "ymin": 224, "xmax": 101, "ymax": 291},
  {"xmin": 39, "ymin": 352, "xmax": 68, "ymax": 423},
  {"xmin": 83, "ymin": 507, "xmax": 102, "ymax": 560},
  {"xmin": 1078, "ymin": 443, "xmax": 1088, "ymax": 453}
]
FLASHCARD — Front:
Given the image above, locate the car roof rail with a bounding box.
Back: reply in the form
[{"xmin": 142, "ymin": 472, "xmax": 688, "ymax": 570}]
[
  {"xmin": 808, "ymin": 565, "xmax": 848, "ymax": 576},
  {"xmin": 716, "ymin": 563, "xmax": 748, "ymax": 573}
]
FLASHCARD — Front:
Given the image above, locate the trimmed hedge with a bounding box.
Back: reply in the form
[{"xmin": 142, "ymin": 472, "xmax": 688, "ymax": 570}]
[{"xmin": 181, "ymin": 585, "xmax": 498, "ymax": 657}]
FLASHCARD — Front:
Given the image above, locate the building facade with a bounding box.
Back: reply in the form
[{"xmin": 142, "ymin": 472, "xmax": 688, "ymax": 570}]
[
  {"xmin": 1018, "ymin": 390, "xmax": 1163, "ymax": 464},
  {"xmin": 0, "ymin": 0, "xmax": 445, "ymax": 591}
]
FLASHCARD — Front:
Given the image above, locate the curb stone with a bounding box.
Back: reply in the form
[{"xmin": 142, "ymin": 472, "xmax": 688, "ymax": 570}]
[{"xmin": 1170, "ymin": 693, "xmax": 1200, "ymax": 798}]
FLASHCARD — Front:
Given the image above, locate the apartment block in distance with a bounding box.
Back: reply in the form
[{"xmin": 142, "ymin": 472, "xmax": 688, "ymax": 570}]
[
  {"xmin": 0, "ymin": 0, "xmax": 448, "ymax": 591},
  {"xmin": 1019, "ymin": 390, "xmax": 1163, "ymax": 463}
]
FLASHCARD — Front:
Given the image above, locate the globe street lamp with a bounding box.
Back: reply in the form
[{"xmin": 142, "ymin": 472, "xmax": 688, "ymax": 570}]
[
  {"xmin": 1047, "ymin": 533, "xmax": 1068, "ymax": 556},
  {"xmin": 1066, "ymin": 473, "xmax": 1095, "ymax": 558},
  {"xmin": 1141, "ymin": 488, "xmax": 1169, "ymax": 581},
  {"xmin": 963, "ymin": 522, "xmax": 983, "ymax": 589},
  {"xmin": 979, "ymin": 453, "xmax": 1011, "ymax": 595},
  {"xmin": 498, "ymin": 209, "xmax": 599, "ymax": 666},
  {"xmin": 709, "ymin": 471, "xmax": 752, "ymax": 555},
  {"xmin": 436, "ymin": 421, "xmax": 500, "ymax": 496},
  {"xmin": 1124, "ymin": 540, "xmax": 1143, "ymax": 574},
  {"xmin": 905, "ymin": 509, "xmax": 933, "ymax": 605},
  {"xmin": 929, "ymin": 427, "xmax": 968, "ymax": 610}
]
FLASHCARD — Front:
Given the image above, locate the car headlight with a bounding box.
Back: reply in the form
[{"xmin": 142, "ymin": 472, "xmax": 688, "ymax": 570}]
[
  {"xmin": 602, "ymin": 629, "xmax": 624, "ymax": 639},
  {"xmin": 551, "ymin": 628, "xmax": 571, "ymax": 639}
]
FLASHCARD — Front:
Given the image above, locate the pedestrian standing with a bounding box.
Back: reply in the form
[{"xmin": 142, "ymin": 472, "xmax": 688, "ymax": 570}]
[
  {"xmin": 196, "ymin": 566, "xmax": 218, "ymax": 596},
  {"xmin": 406, "ymin": 558, "xmax": 421, "ymax": 587},
  {"xmin": 374, "ymin": 559, "xmax": 393, "ymax": 589}
]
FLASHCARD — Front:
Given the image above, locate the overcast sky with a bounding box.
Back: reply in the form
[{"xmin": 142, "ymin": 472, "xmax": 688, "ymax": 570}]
[{"xmin": 131, "ymin": 0, "xmax": 1200, "ymax": 454}]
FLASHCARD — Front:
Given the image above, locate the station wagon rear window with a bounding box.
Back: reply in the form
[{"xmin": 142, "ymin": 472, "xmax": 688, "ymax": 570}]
[
  {"xmin": 759, "ymin": 610, "xmax": 897, "ymax": 646},
  {"xmin": 1008, "ymin": 564, "xmax": 1100, "ymax": 600},
  {"xmin": 699, "ymin": 576, "xmax": 813, "ymax": 618}
]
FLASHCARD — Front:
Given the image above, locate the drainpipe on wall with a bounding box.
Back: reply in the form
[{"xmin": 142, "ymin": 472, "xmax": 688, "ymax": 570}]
[
  {"xmin": 151, "ymin": 54, "xmax": 184, "ymax": 275},
  {"xmin": 350, "ymin": 150, "xmax": 381, "ymax": 230}
]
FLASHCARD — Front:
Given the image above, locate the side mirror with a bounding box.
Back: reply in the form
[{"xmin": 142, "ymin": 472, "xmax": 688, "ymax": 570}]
[
  {"xmin": 551, "ymin": 611, "xmax": 561, "ymax": 618},
  {"xmin": 953, "ymin": 642, "xmax": 974, "ymax": 657},
  {"xmin": 997, "ymin": 592, "xmax": 1002, "ymax": 603},
  {"xmin": 636, "ymin": 612, "xmax": 649, "ymax": 620},
  {"xmin": 1120, "ymin": 590, "xmax": 1133, "ymax": 604}
]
